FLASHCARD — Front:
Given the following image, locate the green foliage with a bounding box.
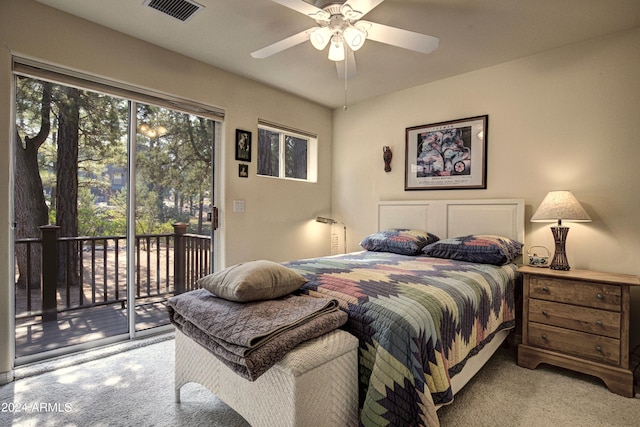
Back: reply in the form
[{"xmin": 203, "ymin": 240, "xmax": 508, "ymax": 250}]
[
  {"xmin": 77, "ymin": 187, "xmax": 127, "ymax": 236},
  {"xmin": 135, "ymin": 104, "xmax": 213, "ymax": 235},
  {"xmin": 16, "ymin": 76, "xmax": 214, "ymax": 240}
]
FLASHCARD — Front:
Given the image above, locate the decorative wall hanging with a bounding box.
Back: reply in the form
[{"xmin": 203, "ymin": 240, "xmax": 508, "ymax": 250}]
[
  {"xmin": 383, "ymin": 146, "xmax": 392, "ymax": 172},
  {"xmin": 405, "ymin": 115, "xmax": 488, "ymax": 190},
  {"xmin": 239, "ymin": 164, "xmax": 249, "ymax": 178},
  {"xmin": 235, "ymin": 129, "xmax": 252, "ymax": 161}
]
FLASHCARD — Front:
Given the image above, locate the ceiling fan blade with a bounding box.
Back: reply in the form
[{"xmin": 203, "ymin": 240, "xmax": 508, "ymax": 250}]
[
  {"xmin": 336, "ymin": 50, "xmax": 357, "ymax": 80},
  {"xmin": 251, "ymin": 29, "xmax": 314, "ymax": 59},
  {"xmin": 341, "ymin": 0, "xmax": 385, "ymax": 19},
  {"xmin": 271, "ymin": 0, "xmax": 330, "ymax": 21},
  {"xmin": 364, "ymin": 21, "xmax": 439, "ymax": 54}
]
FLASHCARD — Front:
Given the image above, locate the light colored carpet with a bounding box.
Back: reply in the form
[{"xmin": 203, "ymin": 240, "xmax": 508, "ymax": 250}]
[
  {"xmin": 1, "ymin": 334, "xmax": 638, "ymax": 426},
  {"xmin": 1, "ymin": 334, "xmax": 249, "ymax": 427},
  {"xmin": 437, "ymin": 346, "xmax": 640, "ymax": 426}
]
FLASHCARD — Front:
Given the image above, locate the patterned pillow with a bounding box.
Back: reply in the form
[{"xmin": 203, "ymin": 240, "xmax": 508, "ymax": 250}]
[
  {"xmin": 422, "ymin": 234, "xmax": 523, "ymax": 265},
  {"xmin": 197, "ymin": 260, "xmax": 307, "ymax": 302},
  {"xmin": 360, "ymin": 229, "xmax": 440, "ymax": 255}
]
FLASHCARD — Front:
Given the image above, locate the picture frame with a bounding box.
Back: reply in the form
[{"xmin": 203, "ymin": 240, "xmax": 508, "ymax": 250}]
[
  {"xmin": 238, "ymin": 163, "xmax": 248, "ymax": 178},
  {"xmin": 235, "ymin": 129, "xmax": 251, "ymax": 162},
  {"xmin": 405, "ymin": 115, "xmax": 488, "ymax": 190}
]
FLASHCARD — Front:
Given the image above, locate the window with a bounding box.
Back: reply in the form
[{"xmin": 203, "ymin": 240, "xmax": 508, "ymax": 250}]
[
  {"xmin": 112, "ymin": 171, "xmax": 124, "ymax": 185},
  {"xmin": 12, "ymin": 58, "xmax": 223, "ymax": 362},
  {"xmin": 257, "ymin": 121, "xmax": 317, "ymax": 182}
]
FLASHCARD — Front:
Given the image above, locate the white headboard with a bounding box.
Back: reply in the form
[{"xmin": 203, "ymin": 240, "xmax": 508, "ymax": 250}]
[{"xmin": 378, "ymin": 199, "xmax": 525, "ymax": 243}]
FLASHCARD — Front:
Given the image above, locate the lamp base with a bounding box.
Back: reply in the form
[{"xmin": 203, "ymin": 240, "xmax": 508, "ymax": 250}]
[{"xmin": 549, "ymin": 226, "xmax": 570, "ymax": 270}]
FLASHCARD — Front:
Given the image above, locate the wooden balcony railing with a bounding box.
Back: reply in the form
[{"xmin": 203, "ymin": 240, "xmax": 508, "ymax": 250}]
[{"xmin": 14, "ymin": 223, "xmax": 211, "ymax": 322}]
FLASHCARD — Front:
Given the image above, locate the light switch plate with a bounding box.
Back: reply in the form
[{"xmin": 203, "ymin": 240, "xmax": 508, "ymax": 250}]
[{"xmin": 233, "ymin": 200, "xmax": 245, "ymax": 213}]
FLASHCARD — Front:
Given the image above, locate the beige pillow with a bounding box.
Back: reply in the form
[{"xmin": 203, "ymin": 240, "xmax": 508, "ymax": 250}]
[{"xmin": 197, "ymin": 260, "xmax": 307, "ymax": 302}]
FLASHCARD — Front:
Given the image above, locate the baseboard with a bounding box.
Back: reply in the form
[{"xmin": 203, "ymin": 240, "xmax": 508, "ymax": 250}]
[{"xmin": 0, "ymin": 369, "xmax": 15, "ymax": 385}]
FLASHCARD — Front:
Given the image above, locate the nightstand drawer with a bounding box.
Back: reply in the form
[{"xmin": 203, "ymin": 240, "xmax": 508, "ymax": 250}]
[
  {"xmin": 528, "ymin": 322, "xmax": 620, "ymax": 365},
  {"xmin": 530, "ymin": 276, "xmax": 621, "ymax": 311},
  {"xmin": 529, "ymin": 299, "xmax": 621, "ymax": 338}
]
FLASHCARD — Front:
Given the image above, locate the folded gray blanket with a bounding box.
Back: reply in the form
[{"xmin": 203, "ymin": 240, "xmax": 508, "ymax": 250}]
[{"xmin": 167, "ymin": 289, "xmax": 347, "ymax": 381}]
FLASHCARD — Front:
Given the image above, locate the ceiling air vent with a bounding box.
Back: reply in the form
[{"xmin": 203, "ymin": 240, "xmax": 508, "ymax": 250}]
[{"xmin": 143, "ymin": 0, "xmax": 204, "ymax": 22}]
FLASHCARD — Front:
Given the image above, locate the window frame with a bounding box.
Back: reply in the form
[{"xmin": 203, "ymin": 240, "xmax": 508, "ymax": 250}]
[{"xmin": 256, "ymin": 121, "xmax": 317, "ymax": 183}]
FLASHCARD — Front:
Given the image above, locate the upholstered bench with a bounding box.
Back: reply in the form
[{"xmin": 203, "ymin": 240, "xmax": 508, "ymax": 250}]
[{"xmin": 175, "ymin": 328, "xmax": 359, "ymax": 427}]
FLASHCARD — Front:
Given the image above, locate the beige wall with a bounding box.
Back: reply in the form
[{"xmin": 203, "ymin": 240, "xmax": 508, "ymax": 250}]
[
  {"xmin": 0, "ymin": 0, "xmax": 332, "ymax": 378},
  {"xmin": 2, "ymin": 0, "xmax": 639, "ymax": 381},
  {"xmin": 331, "ymin": 28, "xmax": 640, "ymax": 346}
]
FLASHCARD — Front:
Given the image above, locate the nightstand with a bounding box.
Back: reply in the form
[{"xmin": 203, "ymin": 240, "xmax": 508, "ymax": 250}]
[{"xmin": 517, "ymin": 265, "xmax": 640, "ymax": 397}]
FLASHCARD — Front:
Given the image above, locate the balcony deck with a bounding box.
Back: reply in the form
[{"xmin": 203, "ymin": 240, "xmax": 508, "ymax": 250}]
[
  {"xmin": 15, "ymin": 301, "xmax": 171, "ymax": 358},
  {"xmin": 14, "ymin": 227, "xmax": 210, "ymax": 361}
]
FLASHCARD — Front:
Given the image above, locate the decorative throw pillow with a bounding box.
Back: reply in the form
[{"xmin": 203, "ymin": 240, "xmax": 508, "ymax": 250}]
[
  {"xmin": 360, "ymin": 229, "xmax": 440, "ymax": 256},
  {"xmin": 197, "ymin": 260, "xmax": 307, "ymax": 302},
  {"xmin": 422, "ymin": 234, "xmax": 523, "ymax": 266}
]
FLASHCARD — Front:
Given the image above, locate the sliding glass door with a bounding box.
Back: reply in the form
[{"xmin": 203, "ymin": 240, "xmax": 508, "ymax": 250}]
[
  {"xmin": 13, "ymin": 72, "xmax": 218, "ymax": 362},
  {"xmin": 133, "ymin": 103, "xmax": 215, "ymax": 333}
]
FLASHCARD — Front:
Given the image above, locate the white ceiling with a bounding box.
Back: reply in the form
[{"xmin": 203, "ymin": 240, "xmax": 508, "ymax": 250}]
[{"xmin": 35, "ymin": 0, "xmax": 640, "ymax": 109}]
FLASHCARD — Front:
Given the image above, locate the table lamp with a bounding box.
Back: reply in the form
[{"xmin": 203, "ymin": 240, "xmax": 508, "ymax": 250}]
[{"xmin": 530, "ymin": 190, "xmax": 591, "ymax": 270}]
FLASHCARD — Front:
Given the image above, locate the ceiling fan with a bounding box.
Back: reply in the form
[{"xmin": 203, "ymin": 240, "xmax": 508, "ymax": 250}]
[{"xmin": 251, "ymin": 0, "xmax": 439, "ymax": 79}]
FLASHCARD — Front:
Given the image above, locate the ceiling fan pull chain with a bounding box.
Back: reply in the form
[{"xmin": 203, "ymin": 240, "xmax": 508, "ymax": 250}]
[{"xmin": 343, "ymin": 46, "xmax": 348, "ymax": 110}]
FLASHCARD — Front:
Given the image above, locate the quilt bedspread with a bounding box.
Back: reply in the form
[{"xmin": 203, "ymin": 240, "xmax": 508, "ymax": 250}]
[{"xmin": 284, "ymin": 252, "xmax": 518, "ymax": 427}]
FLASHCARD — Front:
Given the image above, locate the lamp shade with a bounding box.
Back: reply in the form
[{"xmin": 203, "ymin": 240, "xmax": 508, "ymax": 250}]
[
  {"xmin": 343, "ymin": 26, "xmax": 366, "ymax": 51},
  {"xmin": 328, "ymin": 36, "xmax": 345, "ymax": 61},
  {"xmin": 531, "ymin": 191, "xmax": 591, "ymax": 224},
  {"xmin": 310, "ymin": 27, "xmax": 332, "ymax": 50}
]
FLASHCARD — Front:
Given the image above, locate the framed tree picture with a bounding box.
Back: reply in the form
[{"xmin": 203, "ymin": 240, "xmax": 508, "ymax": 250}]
[
  {"xmin": 235, "ymin": 129, "xmax": 251, "ymax": 161},
  {"xmin": 405, "ymin": 115, "xmax": 488, "ymax": 190}
]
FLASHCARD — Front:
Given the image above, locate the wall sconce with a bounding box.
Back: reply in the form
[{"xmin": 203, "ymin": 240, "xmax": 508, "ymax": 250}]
[
  {"xmin": 316, "ymin": 216, "xmax": 336, "ymax": 225},
  {"xmin": 316, "ymin": 216, "xmax": 347, "ymax": 254},
  {"xmin": 383, "ymin": 146, "xmax": 392, "ymax": 172},
  {"xmin": 531, "ymin": 190, "xmax": 591, "ymax": 270}
]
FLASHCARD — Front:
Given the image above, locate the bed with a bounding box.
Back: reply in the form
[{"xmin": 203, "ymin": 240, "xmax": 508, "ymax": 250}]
[
  {"xmin": 376, "ymin": 199, "xmax": 523, "ymax": 395},
  {"xmin": 174, "ymin": 198, "xmax": 525, "ymax": 426}
]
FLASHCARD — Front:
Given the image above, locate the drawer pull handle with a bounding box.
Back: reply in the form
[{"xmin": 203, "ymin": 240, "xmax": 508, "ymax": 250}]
[
  {"xmin": 595, "ymin": 320, "xmax": 603, "ymax": 326},
  {"xmin": 541, "ymin": 334, "xmax": 547, "ymax": 340},
  {"xmin": 542, "ymin": 310, "xmax": 548, "ymax": 316},
  {"xmin": 596, "ymin": 293, "xmax": 603, "ymax": 300},
  {"xmin": 542, "ymin": 287, "xmax": 549, "ymax": 292},
  {"xmin": 596, "ymin": 345, "xmax": 602, "ymax": 353}
]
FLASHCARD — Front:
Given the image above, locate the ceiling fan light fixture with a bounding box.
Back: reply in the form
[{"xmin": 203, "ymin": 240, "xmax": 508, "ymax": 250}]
[
  {"xmin": 310, "ymin": 27, "xmax": 332, "ymax": 50},
  {"xmin": 328, "ymin": 36, "xmax": 345, "ymax": 61},
  {"xmin": 343, "ymin": 26, "xmax": 366, "ymax": 51}
]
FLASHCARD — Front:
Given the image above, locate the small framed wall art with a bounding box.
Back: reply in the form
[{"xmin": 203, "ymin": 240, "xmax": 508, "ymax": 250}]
[
  {"xmin": 405, "ymin": 115, "xmax": 488, "ymax": 190},
  {"xmin": 235, "ymin": 129, "xmax": 251, "ymax": 162},
  {"xmin": 238, "ymin": 163, "xmax": 248, "ymax": 178}
]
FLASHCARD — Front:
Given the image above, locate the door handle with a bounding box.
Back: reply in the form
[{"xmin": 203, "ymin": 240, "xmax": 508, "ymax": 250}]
[{"xmin": 211, "ymin": 207, "xmax": 219, "ymax": 230}]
